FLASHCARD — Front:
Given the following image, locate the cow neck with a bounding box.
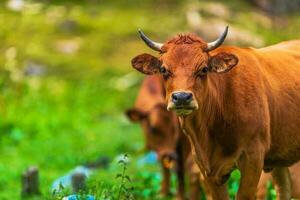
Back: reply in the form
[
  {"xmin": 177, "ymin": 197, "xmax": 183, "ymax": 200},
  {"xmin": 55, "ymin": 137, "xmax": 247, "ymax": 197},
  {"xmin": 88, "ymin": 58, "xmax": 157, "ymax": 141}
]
[
  {"xmin": 179, "ymin": 74, "xmax": 226, "ymax": 176},
  {"xmin": 199, "ymin": 73, "xmax": 225, "ymax": 127}
]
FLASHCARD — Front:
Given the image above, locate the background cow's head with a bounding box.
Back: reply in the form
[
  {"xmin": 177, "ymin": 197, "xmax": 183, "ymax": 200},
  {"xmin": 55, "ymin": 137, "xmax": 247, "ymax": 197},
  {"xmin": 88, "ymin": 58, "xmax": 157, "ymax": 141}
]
[
  {"xmin": 126, "ymin": 103, "xmax": 180, "ymax": 169},
  {"xmin": 131, "ymin": 27, "xmax": 239, "ymax": 116}
]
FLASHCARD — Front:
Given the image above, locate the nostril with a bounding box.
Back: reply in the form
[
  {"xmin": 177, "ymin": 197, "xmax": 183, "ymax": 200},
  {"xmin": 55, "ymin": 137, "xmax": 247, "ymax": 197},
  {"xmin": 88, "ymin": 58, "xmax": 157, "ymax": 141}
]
[
  {"xmin": 172, "ymin": 93, "xmax": 178, "ymax": 101},
  {"xmin": 186, "ymin": 93, "xmax": 192, "ymax": 101},
  {"xmin": 171, "ymin": 94, "xmax": 179, "ymax": 104},
  {"xmin": 169, "ymin": 153, "xmax": 177, "ymax": 161},
  {"xmin": 162, "ymin": 153, "xmax": 177, "ymax": 161}
]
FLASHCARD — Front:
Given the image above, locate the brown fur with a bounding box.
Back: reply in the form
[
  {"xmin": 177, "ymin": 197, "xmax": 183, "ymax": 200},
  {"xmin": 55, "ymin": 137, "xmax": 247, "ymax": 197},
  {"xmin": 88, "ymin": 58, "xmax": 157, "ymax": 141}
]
[
  {"xmin": 126, "ymin": 75, "xmax": 202, "ymax": 199},
  {"xmin": 257, "ymin": 162, "xmax": 300, "ymax": 199},
  {"xmin": 132, "ymin": 33, "xmax": 300, "ymax": 200}
]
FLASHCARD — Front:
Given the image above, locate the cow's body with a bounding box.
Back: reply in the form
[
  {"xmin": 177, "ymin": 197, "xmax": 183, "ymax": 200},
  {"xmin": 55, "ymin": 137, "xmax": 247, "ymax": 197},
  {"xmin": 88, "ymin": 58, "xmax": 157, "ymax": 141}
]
[
  {"xmin": 126, "ymin": 76, "xmax": 202, "ymax": 199},
  {"xmin": 181, "ymin": 40, "xmax": 300, "ymax": 199},
  {"xmin": 199, "ymin": 40, "xmax": 300, "ymax": 171},
  {"xmin": 257, "ymin": 162, "xmax": 300, "ymax": 199},
  {"xmin": 132, "ymin": 31, "xmax": 300, "ymax": 199},
  {"xmin": 256, "ymin": 41, "xmax": 300, "ymax": 168}
]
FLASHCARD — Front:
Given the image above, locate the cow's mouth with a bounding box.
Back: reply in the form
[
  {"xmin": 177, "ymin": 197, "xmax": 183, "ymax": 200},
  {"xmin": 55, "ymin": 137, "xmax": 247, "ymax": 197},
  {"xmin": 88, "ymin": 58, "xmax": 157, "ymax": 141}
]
[
  {"xmin": 161, "ymin": 153, "xmax": 177, "ymax": 169},
  {"xmin": 167, "ymin": 103, "xmax": 198, "ymax": 116},
  {"xmin": 173, "ymin": 108, "xmax": 195, "ymax": 116},
  {"xmin": 162, "ymin": 157, "xmax": 175, "ymax": 169}
]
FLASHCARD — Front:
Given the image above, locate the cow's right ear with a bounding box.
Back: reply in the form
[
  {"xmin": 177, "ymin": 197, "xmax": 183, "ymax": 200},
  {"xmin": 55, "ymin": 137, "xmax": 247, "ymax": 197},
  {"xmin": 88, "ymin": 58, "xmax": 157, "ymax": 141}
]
[
  {"xmin": 131, "ymin": 53, "xmax": 161, "ymax": 75},
  {"xmin": 125, "ymin": 108, "xmax": 147, "ymax": 122}
]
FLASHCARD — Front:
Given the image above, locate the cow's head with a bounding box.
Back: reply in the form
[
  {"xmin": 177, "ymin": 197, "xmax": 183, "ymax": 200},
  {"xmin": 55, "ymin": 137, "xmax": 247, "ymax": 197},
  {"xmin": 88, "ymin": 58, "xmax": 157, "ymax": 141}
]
[
  {"xmin": 126, "ymin": 103, "xmax": 179, "ymax": 169},
  {"xmin": 131, "ymin": 27, "xmax": 238, "ymax": 116}
]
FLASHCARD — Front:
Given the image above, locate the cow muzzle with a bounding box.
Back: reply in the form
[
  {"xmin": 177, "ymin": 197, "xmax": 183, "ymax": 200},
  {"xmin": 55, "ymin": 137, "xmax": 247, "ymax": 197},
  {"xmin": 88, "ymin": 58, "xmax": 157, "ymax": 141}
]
[
  {"xmin": 167, "ymin": 91, "xmax": 198, "ymax": 116},
  {"xmin": 161, "ymin": 153, "xmax": 177, "ymax": 169}
]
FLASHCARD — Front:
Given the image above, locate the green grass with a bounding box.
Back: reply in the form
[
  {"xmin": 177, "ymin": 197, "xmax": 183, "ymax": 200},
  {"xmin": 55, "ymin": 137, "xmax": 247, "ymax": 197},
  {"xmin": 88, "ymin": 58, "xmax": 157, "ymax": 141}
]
[{"xmin": 0, "ymin": 0, "xmax": 299, "ymax": 199}]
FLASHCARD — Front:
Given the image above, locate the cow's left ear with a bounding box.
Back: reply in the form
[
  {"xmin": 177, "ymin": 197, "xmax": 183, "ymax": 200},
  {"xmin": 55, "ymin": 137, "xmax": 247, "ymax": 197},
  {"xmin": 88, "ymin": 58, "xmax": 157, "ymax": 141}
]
[{"xmin": 209, "ymin": 52, "xmax": 238, "ymax": 73}]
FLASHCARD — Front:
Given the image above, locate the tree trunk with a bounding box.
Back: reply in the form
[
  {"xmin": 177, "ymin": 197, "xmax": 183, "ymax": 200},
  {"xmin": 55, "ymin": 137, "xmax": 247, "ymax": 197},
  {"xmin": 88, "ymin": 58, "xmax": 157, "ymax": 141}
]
[{"xmin": 21, "ymin": 166, "xmax": 40, "ymax": 197}]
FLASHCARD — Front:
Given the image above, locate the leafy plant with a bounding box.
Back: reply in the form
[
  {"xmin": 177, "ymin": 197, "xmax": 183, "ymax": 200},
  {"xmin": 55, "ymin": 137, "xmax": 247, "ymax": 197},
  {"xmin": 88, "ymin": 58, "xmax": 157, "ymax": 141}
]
[{"xmin": 116, "ymin": 154, "xmax": 135, "ymax": 200}]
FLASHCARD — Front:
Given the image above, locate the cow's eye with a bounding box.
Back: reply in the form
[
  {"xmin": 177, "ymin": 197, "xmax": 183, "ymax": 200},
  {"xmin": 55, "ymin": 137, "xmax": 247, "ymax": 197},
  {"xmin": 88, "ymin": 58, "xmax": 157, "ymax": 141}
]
[
  {"xmin": 160, "ymin": 66, "xmax": 167, "ymax": 74},
  {"xmin": 160, "ymin": 66, "xmax": 170, "ymax": 79},
  {"xmin": 202, "ymin": 67, "xmax": 209, "ymax": 74},
  {"xmin": 196, "ymin": 67, "xmax": 209, "ymax": 77}
]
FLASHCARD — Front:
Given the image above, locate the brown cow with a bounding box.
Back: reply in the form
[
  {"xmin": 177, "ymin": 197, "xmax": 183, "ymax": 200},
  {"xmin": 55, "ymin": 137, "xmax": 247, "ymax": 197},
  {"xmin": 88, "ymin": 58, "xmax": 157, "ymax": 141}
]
[
  {"xmin": 131, "ymin": 27, "xmax": 300, "ymax": 200},
  {"xmin": 257, "ymin": 162, "xmax": 300, "ymax": 199},
  {"xmin": 126, "ymin": 75, "xmax": 202, "ymax": 199}
]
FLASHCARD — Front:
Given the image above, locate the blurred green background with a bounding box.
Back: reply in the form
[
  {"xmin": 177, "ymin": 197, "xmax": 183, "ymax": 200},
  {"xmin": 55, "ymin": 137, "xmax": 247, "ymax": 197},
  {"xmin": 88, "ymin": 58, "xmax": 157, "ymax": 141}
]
[{"xmin": 1, "ymin": 0, "xmax": 300, "ymax": 199}]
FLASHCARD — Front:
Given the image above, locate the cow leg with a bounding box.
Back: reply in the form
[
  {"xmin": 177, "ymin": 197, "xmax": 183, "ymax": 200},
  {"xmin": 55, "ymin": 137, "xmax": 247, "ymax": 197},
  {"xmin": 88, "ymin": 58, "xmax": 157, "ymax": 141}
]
[
  {"xmin": 175, "ymin": 160, "xmax": 185, "ymax": 200},
  {"xmin": 188, "ymin": 173, "xmax": 201, "ymax": 200},
  {"xmin": 271, "ymin": 167, "xmax": 292, "ymax": 200},
  {"xmin": 236, "ymin": 146, "xmax": 264, "ymax": 200},
  {"xmin": 205, "ymin": 179, "xmax": 229, "ymax": 200},
  {"xmin": 160, "ymin": 164, "xmax": 171, "ymax": 196},
  {"xmin": 175, "ymin": 140, "xmax": 186, "ymax": 200},
  {"xmin": 256, "ymin": 172, "xmax": 272, "ymax": 200},
  {"xmin": 199, "ymin": 175, "xmax": 213, "ymax": 200}
]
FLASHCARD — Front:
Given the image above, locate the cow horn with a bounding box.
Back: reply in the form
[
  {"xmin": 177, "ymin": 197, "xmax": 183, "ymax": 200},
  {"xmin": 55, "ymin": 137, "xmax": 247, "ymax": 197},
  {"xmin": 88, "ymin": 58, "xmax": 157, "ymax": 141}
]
[
  {"xmin": 138, "ymin": 29, "xmax": 163, "ymax": 52},
  {"xmin": 206, "ymin": 26, "xmax": 229, "ymax": 51}
]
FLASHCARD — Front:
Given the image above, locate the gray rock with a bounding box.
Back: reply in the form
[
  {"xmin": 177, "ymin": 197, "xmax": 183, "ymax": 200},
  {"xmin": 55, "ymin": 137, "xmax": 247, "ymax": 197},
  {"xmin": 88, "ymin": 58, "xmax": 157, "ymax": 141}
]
[
  {"xmin": 248, "ymin": 0, "xmax": 300, "ymax": 15},
  {"xmin": 199, "ymin": 2, "xmax": 231, "ymax": 19},
  {"xmin": 24, "ymin": 62, "xmax": 46, "ymax": 76},
  {"xmin": 186, "ymin": 10, "xmax": 265, "ymax": 47}
]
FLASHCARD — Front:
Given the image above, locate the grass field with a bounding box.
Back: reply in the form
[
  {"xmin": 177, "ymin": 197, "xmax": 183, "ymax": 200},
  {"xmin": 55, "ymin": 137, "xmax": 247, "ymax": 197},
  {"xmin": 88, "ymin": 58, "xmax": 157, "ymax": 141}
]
[{"xmin": 0, "ymin": 0, "xmax": 300, "ymax": 199}]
